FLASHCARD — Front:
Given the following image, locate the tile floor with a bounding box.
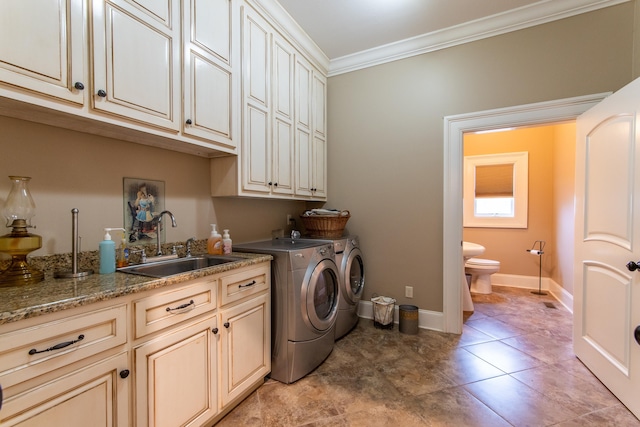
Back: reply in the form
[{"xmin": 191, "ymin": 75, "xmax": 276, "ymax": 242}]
[{"xmin": 217, "ymin": 286, "xmax": 639, "ymax": 426}]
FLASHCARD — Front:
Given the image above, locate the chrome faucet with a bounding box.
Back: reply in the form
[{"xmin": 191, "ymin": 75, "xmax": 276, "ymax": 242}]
[
  {"xmin": 186, "ymin": 237, "xmax": 195, "ymax": 257},
  {"xmin": 151, "ymin": 210, "xmax": 177, "ymax": 256}
]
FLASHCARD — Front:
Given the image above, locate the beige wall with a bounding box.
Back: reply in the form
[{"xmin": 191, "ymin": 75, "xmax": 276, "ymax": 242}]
[
  {"xmin": 0, "ymin": 116, "xmax": 306, "ymax": 256},
  {"xmin": 0, "ymin": 3, "xmax": 637, "ymax": 314},
  {"xmin": 327, "ymin": 3, "xmax": 636, "ymax": 311},
  {"xmin": 462, "ymin": 123, "xmax": 576, "ymax": 293}
]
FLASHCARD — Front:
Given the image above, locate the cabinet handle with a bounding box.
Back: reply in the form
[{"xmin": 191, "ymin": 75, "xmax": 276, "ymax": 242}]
[
  {"xmin": 185, "ymin": 119, "xmax": 192, "ymax": 125},
  {"xmin": 211, "ymin": 327, "xmax": 219, "ymax": 334},
  {"xmin": 274, "ymin": 182, "xmax": 278, "ymax": 187},
  {"xmin": 224, "ymin": 322, "xmax": 230, "ymax": 328},
  {"xmin": 97, "ymin": 89, "xmax": 107, "ymax": 97},
  {"xmin": 119, "ymin": 369, "xmax": 130, "ymax": 379},
  {"xmin": 74, "ymin": 82, "xmax": 84, "ymax": 90},
  {"xmin": 28, "ymin": 334, "xmax": 85, "ymax": 355},
  {"xmin": 166, "ymin": 299, "xmax": 195, "ymax": 312},
  {"xmin": 239, "ymin": 280, "xmax": 256, "ymax": 288},
  {"xmin": 268, "ymin": 182, "xmax": 273, "ymax": 186}
]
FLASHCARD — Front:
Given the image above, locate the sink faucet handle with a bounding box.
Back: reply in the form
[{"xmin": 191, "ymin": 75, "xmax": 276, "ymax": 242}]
[
  {"xmin": 186, "ymin": 237, "xmax": 196, "ymax": 257},
  {"xmin": 172, "ymin": 245, "xmax": 183, "ymax": 255},
  {"xmin": 130, "ymin": 249, "xmax": 147, "ymax": 264}
]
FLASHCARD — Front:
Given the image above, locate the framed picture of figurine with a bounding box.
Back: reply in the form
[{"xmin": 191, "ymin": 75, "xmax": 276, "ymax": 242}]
[{"xmin": 123, "ymin": 178, "xmax": 165, "ymax": 244}]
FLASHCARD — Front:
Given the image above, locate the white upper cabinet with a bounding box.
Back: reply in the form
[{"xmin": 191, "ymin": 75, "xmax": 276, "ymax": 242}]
[
  {"xmin": 241, "ymin": 6, "xmax": 294, "ymax": 196},
  {"xmin": 0, "ymin": 0, "xmax": 85, "ymax": 104},
  {"xmin": 211, "ymin": 1, "xmax": 327, "ymax": 200},
  {"xmin": 91, "ymin": 0, "xmax": 181, "ymax": 131},
  {"xmin": 295, "ymin": 55, "xmax": 326, "ymax": 199},
  {"xmin": 242, "ymin": 7, "xmax": 271, "ymax": 193},
  {"xmin": 183, "ymin": 0, "xmax": 240, "ymax": 147}
]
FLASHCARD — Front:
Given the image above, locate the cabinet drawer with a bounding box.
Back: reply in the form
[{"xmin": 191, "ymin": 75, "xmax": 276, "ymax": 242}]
[
  {"xmin": 133, "ymin": 278, "xmax": 217, "ymax": 339},
  {"xmin": 0, "ymin": 352, "xmax": 129, "ymax": 427},
  {"xmin": 220, "ymin": 264, "xmax": 269, "ymax": 306},
  {"xmin": 0, "ymin": 304, "xmax": 127, "ymax": 389}
]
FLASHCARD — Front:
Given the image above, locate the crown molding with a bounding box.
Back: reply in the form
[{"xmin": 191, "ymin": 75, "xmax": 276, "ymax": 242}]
[
  {"xmin": 328, "ymin": 0, "xmax": 630, "ymax": 77},
  {"xmin": 249, "ymin": 0, "xmax": 330, "ymax": 74}
]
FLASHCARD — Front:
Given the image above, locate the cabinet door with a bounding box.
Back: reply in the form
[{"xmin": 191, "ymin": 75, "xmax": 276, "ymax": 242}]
[
  {"xmin": 0, "ymin": 0, "xmax": 85, "ymax": 104},
  {"xmin": 135, "ymin": 314, "xmax": 219, "ymax": 427},
  {"xmin": 311, "ymin": 72, "xmax": 327, "ymax": 198},
  {"xmin": 294, "ymin": 55, "xmax": 313, "ymax": 197},
  {"xmin": 271, "ymin": 34, "xmax": 295, "ymax": 195},
  {"xmin": 242, "ymin": 6, "xmax": 271, "ymax": 194},
  {"xmin": 220, "ymin": 293, "xmax": 270, "ymax": 406},
  {"xmin": 183, "ymin": 0, "xmax": 238, "ymax": 147},
  {"xmin": 0, "ymin": 353, "xmax": 129, "ymax": 427},
  {"xmin": 91, "ymin": 0, "xmax": 180, "ymax": 130}
]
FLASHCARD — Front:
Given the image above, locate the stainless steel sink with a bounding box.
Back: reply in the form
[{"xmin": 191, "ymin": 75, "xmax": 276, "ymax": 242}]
[{"xmin": 117, "ymin": 255, "xmax": 245, "ymax": 278}]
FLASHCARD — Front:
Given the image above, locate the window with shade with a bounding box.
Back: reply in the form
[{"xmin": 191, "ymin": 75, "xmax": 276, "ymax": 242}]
[{"xmin": 464, "ymin": 152, "xmax": 528, "ymax": 228}]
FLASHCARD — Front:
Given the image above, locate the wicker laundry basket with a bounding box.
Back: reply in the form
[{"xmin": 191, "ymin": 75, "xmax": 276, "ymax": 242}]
[{"xmin": 300, "ymin": 210, "xmax": 350, "ymax": 238}]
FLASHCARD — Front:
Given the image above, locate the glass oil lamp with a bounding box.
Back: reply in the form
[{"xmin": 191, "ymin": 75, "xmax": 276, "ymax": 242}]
[{"xmin": 0, "ymin": 176, "xmax": 44, "ymax": 286}]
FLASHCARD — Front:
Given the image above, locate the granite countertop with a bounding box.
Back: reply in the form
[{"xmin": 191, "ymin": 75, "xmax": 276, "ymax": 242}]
[{"xmin": 0, "ymin": 252, "xmax": 272, "ymax": 325}]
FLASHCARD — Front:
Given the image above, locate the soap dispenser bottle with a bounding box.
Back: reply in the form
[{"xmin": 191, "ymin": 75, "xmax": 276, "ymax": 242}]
[
  {"xmin": 207, "ymin": 224, "xmax": 223, "ymax": 255},
  {"xmin": 222, "ymin": 229, "xmax": 232, "ymax": 255},
  {"xmin": 99, "ymin": 229, "xmax": 116, "ymax": 274}
]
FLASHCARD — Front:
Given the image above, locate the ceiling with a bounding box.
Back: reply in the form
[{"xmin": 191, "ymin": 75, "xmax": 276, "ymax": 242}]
[
  {"xmin": 274, "ymin": 0, "xmax": 628, "ymax": 75},
  {"xmin": 276, "ymin": 0, "xmax": 541, "ymax": 60}
]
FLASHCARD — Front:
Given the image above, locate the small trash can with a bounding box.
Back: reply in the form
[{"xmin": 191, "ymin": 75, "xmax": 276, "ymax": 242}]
[
  {"xmin": 371, "ymin": 295, "xmax": 395, "ymax": 329},
  {"xmin": 399, "ymin": 305, "xmax": 418, "ymax": 334}
]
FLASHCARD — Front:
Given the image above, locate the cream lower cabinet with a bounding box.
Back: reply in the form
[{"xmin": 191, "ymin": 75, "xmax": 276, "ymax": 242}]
[
  {"xmin": 0, "ymin": 261, "xmax": 270, "ymax": 427},
  {"xmin": 134, "ymin": 314, "xmax": 219, "ymax": 427},
  {"xmin": 219, "ymin": 292, "xmax": 270, "ymax": 406},
  {"xmin": 134, "ymin": 262, "xmax": 270, "ymax": 426},
  {"xmin": 1, "ymin": 353, "xmax": 130, "ymax": 427},
  {"xmin": 0, "ymin": 304, "xmax": 130, "ymax": 426}
]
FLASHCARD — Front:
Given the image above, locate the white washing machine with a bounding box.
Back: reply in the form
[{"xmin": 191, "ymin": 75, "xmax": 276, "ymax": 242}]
[
  {"xmin": 233, "ymin": 238, "xmax": 340, "ymax": 384},
  {"xmin": 309, "ymin": 236, "xmax": 365, "ymax": 339}
]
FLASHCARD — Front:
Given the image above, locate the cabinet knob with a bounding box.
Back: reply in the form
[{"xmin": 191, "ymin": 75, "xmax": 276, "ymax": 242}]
[
  {"xmin": 224, "ymin": 322, "xmax": 230, "ymax": 328},
  {"xmin": 274, "ymin": 182, "xmax": 278, "ymax": 187},
  {"xmin": 74, "ymin": 82, "xmax": 84, "ymax": 90},
  {"xmin": 186, "ymin": 119, "xmax": 192, "ymax": 125},
  {"xmin": 268, "ymin": 182, "xmax": 272, "ymax": 186},
  {"xmin": 211, "ymin": 327, "xmax": 218, "ymax": 334},
  {"xmin": 97, "ymin": 89, "xmax": 107, "ymax": 97},
  {"xmin": 119, "ymin": 369, "xmax": 130, "ymax": 379}
]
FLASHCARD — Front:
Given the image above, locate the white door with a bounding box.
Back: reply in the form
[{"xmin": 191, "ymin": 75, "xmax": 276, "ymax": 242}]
[{"xmin": 574, "ymin": 77, "xmax": 640, "ymax": 419}]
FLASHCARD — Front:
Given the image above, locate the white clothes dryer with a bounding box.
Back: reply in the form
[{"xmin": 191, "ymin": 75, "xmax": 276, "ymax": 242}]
[{"xmin": 233, "ymin": 238, "xmax": 340, "ymax": 383}]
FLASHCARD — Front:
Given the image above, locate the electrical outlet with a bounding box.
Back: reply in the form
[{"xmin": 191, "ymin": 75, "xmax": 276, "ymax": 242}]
[
  {"xmin": 405, "ymin": 286, "xmax": 413, "ymax": 298},
  {"xmin": 287, "ymin": 214, "xmax": 293, "ymax": 224}
]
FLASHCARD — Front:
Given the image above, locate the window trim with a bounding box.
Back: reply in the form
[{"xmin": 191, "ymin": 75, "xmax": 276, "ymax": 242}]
[{"xmin": 463, "ymin": 152, "xmax": 528, "ymax": 228}]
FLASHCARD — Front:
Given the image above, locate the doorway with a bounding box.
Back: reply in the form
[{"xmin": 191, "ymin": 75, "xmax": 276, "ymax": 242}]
[{"xmin": 442, "ymin": 92, "xmax": 610, "ymax": 334}]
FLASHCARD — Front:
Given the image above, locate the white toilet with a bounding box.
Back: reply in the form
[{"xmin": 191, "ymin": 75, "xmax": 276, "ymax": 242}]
[{"xmin": 465, "ymin": 258, "xmax": 500, "ymax": 294}]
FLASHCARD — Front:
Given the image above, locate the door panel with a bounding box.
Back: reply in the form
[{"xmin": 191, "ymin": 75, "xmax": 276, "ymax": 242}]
[{"xmin": 575, "ymin": 78, "xmax": 640, "ymax": 419}]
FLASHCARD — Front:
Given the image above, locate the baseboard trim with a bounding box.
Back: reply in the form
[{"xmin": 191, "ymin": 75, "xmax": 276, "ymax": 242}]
[
  {"xmin": 356, "ymin": 276, "xmax": 574, "ymax": 333},
  {"xmin": 357, "ymin": 300, "xmax": 444, "ymax": 332},
  {"xmin": 492, "ymin": 273, "xmax": 574, "ymax": 313}
]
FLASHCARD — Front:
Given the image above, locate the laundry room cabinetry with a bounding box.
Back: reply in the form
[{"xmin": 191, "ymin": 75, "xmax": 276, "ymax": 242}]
[
  {"xmin": 133, "ymin": 277, "xmax": 219, "ymax": 426},
  {"xmin": 218, "ymin": 264, "xmax": 271, "ymax": 406},
  {"xmin": 182, "ymin": 0, "xmax": 241, "ymax": 147},
  {"xmin": 0, "ymin": 0, "xmax": 85, "ymax": 105},
  {"xmin": 239, "ymin": 5, "xmax": 295, "ymax": 197},
  {"xmin": 294, "ymin": 55, "xmax": 327, "ymax": 199},
  {"xmin": 210, "ymin": 0, "xmax": 328, "ymax": 201},
  {"xmin": 0, "ymin": 0, "xmax": 240, "ymax": 157},
  {"xmin": 90, "ymin": 0, "xmax": 181, "ymax": 131},
  {"xmin": 133, "ymin": 262, "xmax": 270, "ymax": 426},
  {"xmin": 0, "ymin": 304, "xmax": 130, "ymax": 426}
]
